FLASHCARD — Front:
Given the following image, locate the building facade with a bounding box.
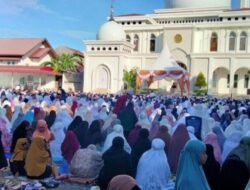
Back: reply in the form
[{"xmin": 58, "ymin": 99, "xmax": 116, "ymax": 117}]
[
  {"xmin": 0, "ymin": 38, "xmax": 61, "ymax": 90},
  {"xmin": 84, "ymin": 0, "xmax": 250, "ymax": 96}
]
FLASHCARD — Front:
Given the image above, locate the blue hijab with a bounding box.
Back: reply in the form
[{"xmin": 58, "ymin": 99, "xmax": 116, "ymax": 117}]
[
  {"xmin": 23, "ymin": 111, "xmax": 34, "ymax": 125},
  {"xmin": 175, "ymin": 140, "xmax": 211, "ymax": 190}
]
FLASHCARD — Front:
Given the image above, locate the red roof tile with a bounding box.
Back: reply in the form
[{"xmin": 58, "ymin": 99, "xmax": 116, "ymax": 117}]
[
  {"xmin": 30, "ymin": 48, "xmax": 51, "ymax": 59},
  {"xmin": 0, "ymin": 57, "xmax": 21, "ymax": 61},
  {"xmin": 0, "ymin": 38, "xmax": 46, "ymax": 56},
  {"xmin": 0, "ymin": 65, "xmax": 62, "ymax": 76}
]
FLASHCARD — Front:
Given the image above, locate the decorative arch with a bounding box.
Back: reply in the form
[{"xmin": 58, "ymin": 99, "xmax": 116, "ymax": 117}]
[
  {"xmin": 234, "ymin": 67, "xmax": 250, "ymax": 94},
  {"xmin": 210, "ymin": 32, "xmax": 218, "ymax": 52},
  {"xmin": 212, "ymin": 67, "xmax": 230, "ymax": 94},
  {"xmin": 171, "ymin": 48, "xmax": 188, "ymax": 70},
  {"xmin": 92, "ymin": 64, "xmax": 111, "ymax": 93}
]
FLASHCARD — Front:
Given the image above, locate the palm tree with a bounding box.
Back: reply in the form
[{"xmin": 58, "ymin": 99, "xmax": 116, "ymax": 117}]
[{"xmin": 42, "ymin": 53, "xmax": 83, "ymax": 73}]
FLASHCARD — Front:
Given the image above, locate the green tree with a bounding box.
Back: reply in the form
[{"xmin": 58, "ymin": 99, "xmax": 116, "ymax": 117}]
[
  {"xmin": 123, "ymin": 68, "xmax": 137, "ymax": 90},
  {"xmin": 194, "ymin": 72, "xmax": 207, "ymax": 96},
  {"xmin": 42, "ymin": 53, "xmax": 83, "ymax": 73}
]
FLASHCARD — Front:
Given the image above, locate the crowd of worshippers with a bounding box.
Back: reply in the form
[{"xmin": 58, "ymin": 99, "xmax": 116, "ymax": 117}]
[{"xmin": 1, "ymin": 88, "xmax": 250, "ymax": 190}]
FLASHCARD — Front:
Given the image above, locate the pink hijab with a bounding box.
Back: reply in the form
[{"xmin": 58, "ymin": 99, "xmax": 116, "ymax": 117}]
[
  {"xmin": 32, "ymin": 119, "xmax": 52, "ymax": 142},
  {"xmin": 107, "ymin": 175, "xmax": 138, "ymax": 190},
  {"xmin": 204, "ymin": 132, "xmax": 222, "ymax": 164},
  {"xmin": 168, "ymin": 124, "xmax": 190, "ymax": 173}
]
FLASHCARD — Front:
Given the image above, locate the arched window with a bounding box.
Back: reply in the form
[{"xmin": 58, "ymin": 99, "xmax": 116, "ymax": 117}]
[
  {"xmin": 126, "ymin": 35, "xmax": 131, "ymax": 43},
  {"xmin": 134, "ymin": 34, "xmax": 139, "ymax": 52},
  {"xmin": 229, "ymin": 32, "xmax": 236, "ymax": 51},
  {"xmin": 210, "ymin": 32, "xmax": 218, "ymax": 52},
  {"xmin": 240, "ymin": 31, "xmax": 247, "ymax": 51},
  {"xmin": 150, "ymin": 34, "xmax": 156, "ymax": 52}
]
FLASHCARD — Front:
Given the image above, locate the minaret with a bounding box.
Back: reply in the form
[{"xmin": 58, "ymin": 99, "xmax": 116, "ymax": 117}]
[
  {"xmin": 109, "ymin": 0, "xmax": 115, "ymax": 21},
  {"xmin": 240, "ymin": 0, "xmax": 250, "ymax": 8}
]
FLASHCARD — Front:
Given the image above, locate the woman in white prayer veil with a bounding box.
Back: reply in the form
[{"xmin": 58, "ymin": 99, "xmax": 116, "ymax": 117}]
[
  {"xmin": 50, "ymin": 108, "xmax": 72, "ymax": 158},
  {"xmin": 136, "ymin": 111, "xmax": 151, "ymax": 130},
  {"xmin": 221, "ymin": 131, "xmax": 243, "ymax": 162},
  {"xmin": 224, "ymin": 120, "xmax": 242, "ymax": 138},
  {"xmin": 136, "ymin": 138, "xmax": 173, "ymax": 190},
  {"xmin": 50, "ymin": 121, "xmax": 65, "ymax": 158},
  {"xmin": 74, "ymin": 106, "xmax": 88, "ymax": 121},
  {"xmin": 243, "ymin": 119, "xmax": 250, "ymax": 135},
  {"xmin": 102, "ymin": 124, "xmax": 131, "ymax": 154}
]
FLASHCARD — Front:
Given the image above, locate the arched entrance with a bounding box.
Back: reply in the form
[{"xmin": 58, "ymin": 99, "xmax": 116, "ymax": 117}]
[
  {"xmin": 93, "ymin": 65, "xmax": 111, "ymax": 93},
  {"xmin": 234, "ymin": 67, "xmax": 250, "ymax": 95},
  {"xmin": 212, "ymin": 67, "xmax": 230, "ymax": 95}
]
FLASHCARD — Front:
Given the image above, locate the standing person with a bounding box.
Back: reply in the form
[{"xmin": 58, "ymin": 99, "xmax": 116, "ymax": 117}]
[
  {"xmin": 168, "ymin": 124, "xmax": 190, "ymax": 174},
  {"xmin": 118, "ymin": 102, "xmax": 138, "ymax": 138},
  {"xmin": 136, "ymin": 138, "xmax": 172, "ymax": 190},
  {"xmin": 131, "ymin": 129, "xmax": 151, "ymax": 176},
  {"xmin": 227, "ymin": 136, "xmax": 250, "ymax": 174},
  {"xmin": 221, "ymin": 156, "xmax": 249, "ymax": 190},
  {"xmin": 175, "ymin": 140, "xmax": 210, "ymax": 190},
  {"xmin": 98, "ymin": 137, "xmax": 133, "ymax": 190},
  {"xmin": 25, "ymin": 137, "xmax": 58, "ymax": 179},
  {"xmin": 203, "ymin": 144, "xmax": 221, "ymax": 190},
  {"xmin": 153, "ymin": 125, "xmax": 171, "ymax": 156}
]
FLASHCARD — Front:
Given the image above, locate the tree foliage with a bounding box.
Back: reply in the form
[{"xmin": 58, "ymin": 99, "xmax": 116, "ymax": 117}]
[
  {"xmin": 123, "ymin": 68, "xmax": 137, "ymax": 90},
  {"xmin": 42, "ymin": 53, "xmax": 83, "ymax": 73},
  {"xmin": 194, "ymin": 72, "xmax": 207, "ymax": 96}
]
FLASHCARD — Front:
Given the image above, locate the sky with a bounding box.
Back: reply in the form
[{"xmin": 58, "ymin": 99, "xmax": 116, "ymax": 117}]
[{"xmin": 0, "ymin": 0, "xmax": 240, "ymax": 51}]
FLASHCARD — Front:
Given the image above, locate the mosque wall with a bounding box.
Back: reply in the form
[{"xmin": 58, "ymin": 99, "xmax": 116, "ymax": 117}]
[
  {"xmin": 163, "ymin": 28, "xmax": 192, "ymax": 54},
  {"xmin": 84, "ymin": 55, "xmax": 124, "ymax": 93}
]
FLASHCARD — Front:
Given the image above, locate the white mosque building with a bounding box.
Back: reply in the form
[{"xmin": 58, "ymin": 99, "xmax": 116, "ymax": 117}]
[{"xmin": 84, "ymin": 0, "xmax": 250, "ymax": 96}]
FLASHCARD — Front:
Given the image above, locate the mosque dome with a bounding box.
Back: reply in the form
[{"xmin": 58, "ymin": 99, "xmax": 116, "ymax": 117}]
[
  {"xmin": 166, "ymin": 0, "xmax": 231, "ymax": 9},
  {"xmin": 97, "ymin": 20, "xmax": 126, "ymax": 41}
]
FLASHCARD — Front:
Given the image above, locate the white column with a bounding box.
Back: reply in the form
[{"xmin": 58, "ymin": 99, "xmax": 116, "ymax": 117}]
[
  {"xmin": 207, "ymin": 57, "xmax": 214, "ymax": 95},
  {"xmin": 229, "ymin": 58, "xmax": 235, "ymax": 97}
]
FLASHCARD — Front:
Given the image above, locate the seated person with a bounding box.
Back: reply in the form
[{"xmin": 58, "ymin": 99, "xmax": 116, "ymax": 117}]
[
  {"xmin": 10, "ymin": 138, "xmax": 29, "ymax": 176},
  {"xmin": 70, "ymin": 144, "xmax": 103, "ymax": 180},
  {"xmin": 98, "ymin": 137, "xmax": 133, "ymax": 190},
  {"xmin": 25, "ymin": 137, "xmax": 58, "ymax": 179}
]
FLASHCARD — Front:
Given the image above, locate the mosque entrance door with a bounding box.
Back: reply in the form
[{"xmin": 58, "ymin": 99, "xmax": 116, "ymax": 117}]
[{"xmin": 94, "ymin": 65, "xmax": 111, "ymax": 93}]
